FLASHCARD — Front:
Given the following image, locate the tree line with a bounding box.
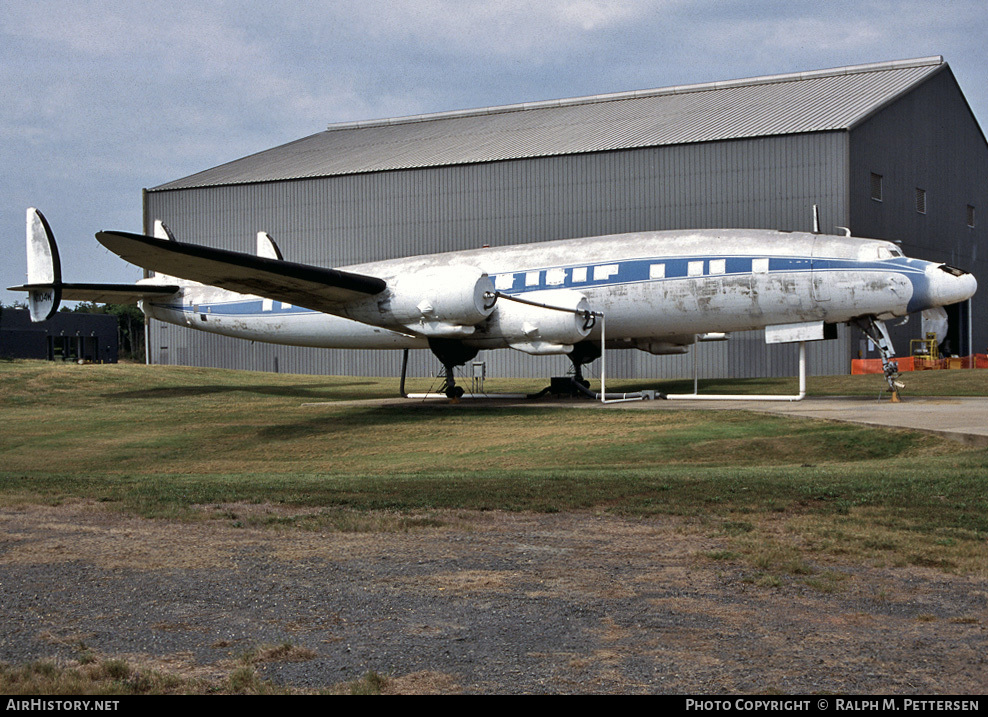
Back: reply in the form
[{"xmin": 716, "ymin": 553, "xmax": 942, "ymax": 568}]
[{"xmin": 1, "ymin": 301, "xmax": 146, "ymax": 361}]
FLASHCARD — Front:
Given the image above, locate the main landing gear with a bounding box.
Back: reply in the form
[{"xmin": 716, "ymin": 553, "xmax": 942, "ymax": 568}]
[
  {"xmin": 525, "ymin": 341, "xmax": 603, "ymax": 398},
  {"xmin": 567, "ymin": 341, "xmax": 601, "ymax": 388},
  {"xmin": 428, "ymin": 338, "xmax": 479, "ymax": 399},
  {"xmin": 420, "ymin": 339, "xmax": 603, "ymax": 400}
]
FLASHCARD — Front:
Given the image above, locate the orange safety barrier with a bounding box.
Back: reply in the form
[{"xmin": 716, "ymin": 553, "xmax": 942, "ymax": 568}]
[{"xmin": 851, "ymin": 354, "xmax": 988, "ymax": 374}]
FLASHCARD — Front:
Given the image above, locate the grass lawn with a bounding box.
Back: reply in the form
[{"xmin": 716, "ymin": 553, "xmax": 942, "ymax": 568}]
[{"xmin": 1, "ymin": 359, "xmax": 985, "ymax": 575}]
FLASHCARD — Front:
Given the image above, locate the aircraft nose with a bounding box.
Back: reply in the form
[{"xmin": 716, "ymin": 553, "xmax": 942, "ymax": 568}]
[{"xmin": 928, "ymin": 263, "xmax": 977, "ymax": 307}]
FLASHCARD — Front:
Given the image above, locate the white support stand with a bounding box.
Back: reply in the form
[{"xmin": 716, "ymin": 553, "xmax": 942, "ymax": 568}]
[
  {"xmin": 664, "ymin": 341, "xmax": 807, "ymax": 402},
  {"xmin": 599, "ymin": 314, "xmax": 648, "ymax": 403}
]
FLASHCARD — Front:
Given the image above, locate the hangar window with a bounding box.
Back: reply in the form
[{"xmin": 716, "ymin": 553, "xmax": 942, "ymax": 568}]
[
  {"xmin": 870, "ymin": 173, "xmax": 883, "ymax": 202},
  {"xmin": 915, "ymin": 188, "xmax": 927, "ymax": 214},
  {"xmin": 967, "ymin": 205, "xmax": 976, "ymax": 228}
]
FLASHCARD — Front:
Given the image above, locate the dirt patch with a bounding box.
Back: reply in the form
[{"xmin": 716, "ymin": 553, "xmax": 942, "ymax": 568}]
[{"xmin": 0, "ymin": 501, "xmax": 984, "ymax": 694}]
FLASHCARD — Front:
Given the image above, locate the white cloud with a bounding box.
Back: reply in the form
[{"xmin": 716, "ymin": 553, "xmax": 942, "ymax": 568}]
[
  {"xmin": 279, "ymin": 0, "xmax": 662, "ymax": 57},
  {"xmin": 1, "ymin": 0, "xmax": 986, "ymax": 302}
]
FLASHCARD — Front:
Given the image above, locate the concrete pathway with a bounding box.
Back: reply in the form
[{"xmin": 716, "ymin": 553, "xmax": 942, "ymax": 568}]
[{"xmin": 619, "ymin": 395, "xmax": 988, "ymax": 447}]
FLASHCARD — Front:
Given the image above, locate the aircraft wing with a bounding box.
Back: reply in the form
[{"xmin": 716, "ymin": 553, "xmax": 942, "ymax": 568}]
[{"xmin": 95, "ymin": 230, "xmax": 387, "ymax": 312}]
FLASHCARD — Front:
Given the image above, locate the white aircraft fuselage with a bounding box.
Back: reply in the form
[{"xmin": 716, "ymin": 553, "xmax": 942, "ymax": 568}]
[
  {"xmin": 138, "ymin": 228, "xmax": 975, "ymax": 355},
  {"xmin": 11, "ymin": 208, "xmax": 977, "ymax": 398}
]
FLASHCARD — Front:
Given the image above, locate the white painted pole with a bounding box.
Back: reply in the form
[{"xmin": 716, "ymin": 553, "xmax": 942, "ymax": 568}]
[
  {"xmin": 599, "ymin": 314, "xmax": 646, "ymax": 403},
  {"xmin": 665, "ymin": 341, "xmax": 807, "ymax": 402},
  {"xmin": 600, "ymin": 311, "xmax": 605, "ymax": 400}
]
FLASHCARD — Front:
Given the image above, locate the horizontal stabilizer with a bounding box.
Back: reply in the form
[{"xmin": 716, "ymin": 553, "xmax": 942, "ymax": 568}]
[
  {"xmin": 96, "ymin": 230, "xmax": 387, "ymax": 312},
  {"xmin": 9, "ymin": 282, "xmax": 180, "ymax": 306}
]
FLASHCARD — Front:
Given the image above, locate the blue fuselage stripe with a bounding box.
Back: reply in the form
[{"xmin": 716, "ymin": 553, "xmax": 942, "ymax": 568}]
[{"xmin": 162, "ymin": 256, "xmax": 925, "ymax": 316}]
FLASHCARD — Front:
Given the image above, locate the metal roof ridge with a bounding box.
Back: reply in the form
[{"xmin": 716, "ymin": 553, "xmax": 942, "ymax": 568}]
[{"xmin": 325, "ymin": 56, "xmax": 945, "ymax": 132}]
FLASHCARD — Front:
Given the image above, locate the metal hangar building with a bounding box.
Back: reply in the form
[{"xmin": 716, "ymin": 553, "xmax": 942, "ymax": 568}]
[{"xmin": 143, "ymin": 56, "xmax": 987, "ymax": 380}]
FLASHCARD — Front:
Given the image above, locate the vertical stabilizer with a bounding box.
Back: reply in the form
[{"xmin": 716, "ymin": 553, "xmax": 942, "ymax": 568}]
[
  {"xmin": 256, "ymin": 231, "xmax": 284, "ymax": 260},
  {"xmin": 25, "ymin": 208, "xmax": 62, "ymax": 321},
  {"xmin": 153, "ymin": 220, "xmax": 176, "ymax": 241},
  {"xmin": 147, "ymin": 220, "xmax": 179, "ymax": 281}
]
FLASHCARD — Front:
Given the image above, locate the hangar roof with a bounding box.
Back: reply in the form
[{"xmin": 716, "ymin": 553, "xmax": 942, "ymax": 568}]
[{"xmin": 152, "ymin": 57, "xmax": 948, "ymax": 191}]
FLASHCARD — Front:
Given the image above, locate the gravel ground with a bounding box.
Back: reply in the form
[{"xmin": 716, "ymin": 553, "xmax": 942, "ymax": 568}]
[{"xmin": 0, "ymin": 502, "xmax": 984, "ymax": 694}]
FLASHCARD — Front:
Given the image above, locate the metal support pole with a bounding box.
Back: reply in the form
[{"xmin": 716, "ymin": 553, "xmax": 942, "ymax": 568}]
[
  {"xmin": 599, "ymin": 314, "xmax": 647, "ymax": 403},
  {"xmin": 399, "ymin": 349, "xmax": 409, "ymax": 397},
  {"xmin": 665, "ymin": 342, "xmax": 807, "ymax": 402}
]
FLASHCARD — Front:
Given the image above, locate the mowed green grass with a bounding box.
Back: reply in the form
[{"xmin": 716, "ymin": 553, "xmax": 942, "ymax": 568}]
[{"xmin": 1, "ymin": 359, "xmax": 986, "ymax": 573}]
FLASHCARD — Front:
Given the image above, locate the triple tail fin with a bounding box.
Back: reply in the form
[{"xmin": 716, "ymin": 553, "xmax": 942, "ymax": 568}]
[
  {"xmin": 256, "ymin": 231, "xmax": 284, "ymax": 260},
  {"xmin": 8, "ymin": 208, "xmax": 181, "ymax": 322},
  {"xmin": 24, "ymin": 208, "xmax": 63, "ymax": 321}
]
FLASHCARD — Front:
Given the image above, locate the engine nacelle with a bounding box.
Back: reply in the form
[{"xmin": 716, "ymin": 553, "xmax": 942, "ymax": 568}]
[
  {"xmin": 488, "ymin": 289, "xmax": 594, "ymax": 355},
  {"xmin": 387, "ymin": 265, "xmax": 495, "ymax": 337}
]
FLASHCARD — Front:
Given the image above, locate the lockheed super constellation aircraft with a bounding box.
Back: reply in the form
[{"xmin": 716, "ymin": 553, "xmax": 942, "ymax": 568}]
[{"xmin": 11, "ymin": 208, "xmax": 976, "ymax": 400}]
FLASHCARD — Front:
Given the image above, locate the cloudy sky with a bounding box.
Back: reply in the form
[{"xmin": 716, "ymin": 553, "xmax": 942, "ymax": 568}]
[{"xmin": 2, "ymin": 0, "xmax": 986, "ymax": 305}]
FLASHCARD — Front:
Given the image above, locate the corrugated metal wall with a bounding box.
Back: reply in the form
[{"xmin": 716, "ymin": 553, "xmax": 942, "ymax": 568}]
[
  {"xmin": 145, "ymin": 131, "xmax": 852, "ymax": 380},
  {"xmin": 849, "ymin": 68, "xmax": 988, "ymax": 356}
]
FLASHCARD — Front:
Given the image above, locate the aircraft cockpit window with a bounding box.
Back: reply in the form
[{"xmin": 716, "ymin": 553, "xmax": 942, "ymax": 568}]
[{"xmin": 864, "ymin": 245, "xmax": 902, "ymax": 260}]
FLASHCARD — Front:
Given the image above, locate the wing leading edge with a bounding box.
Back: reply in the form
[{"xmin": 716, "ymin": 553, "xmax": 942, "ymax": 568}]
[{"xmin": 95, "ymin": 230, "xmax": 387, "ymax": 313}]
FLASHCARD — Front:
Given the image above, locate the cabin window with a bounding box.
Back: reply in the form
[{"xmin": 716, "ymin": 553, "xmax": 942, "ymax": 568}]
[
  {"xmin": 870, "ymin": 173, "xmax": 883, "ymax": 202},
  {"xmin": 752, "ymin": 258, "xmax": 769, "ymax": 273},
  {"xmin": 709, "ymin": 259, "xmax": 726, "ymax": 275},
  {"xmin": 525, "ymin": 271, "xmax": 540, "ymax": 286},
  {"xmin": 571, "ymin": 267, "xmax": 588, "ymax": 282},
  {"xmin": 967, "ymin": 205, "xmax": 976, "ymax": 228},
  {"xmin": 649, "ymin": 263, "xmax": 665, "ymax": 279},
  {"xmin": 687, "ymin": 261, "xmax": 704, "ymax": 277},
  {"xmin": 545, "ymin": 268, "xmax": 566, "ymax": 285},
  {"xmin": 593, "ymin": 264, "xmax": 619, "ymax": 281},
  {"xmin": 915, "ymin": 188, "xmax": 927, "ymax": 214}
]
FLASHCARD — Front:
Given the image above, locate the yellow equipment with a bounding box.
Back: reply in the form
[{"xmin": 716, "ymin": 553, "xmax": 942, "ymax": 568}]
[{"xmin": 910, "ymin": 332, "xmax": 940, "ymax": 361}]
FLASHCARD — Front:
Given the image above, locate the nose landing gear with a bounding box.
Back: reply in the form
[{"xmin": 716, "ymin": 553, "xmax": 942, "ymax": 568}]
[{"xmin": 854, "ymin": 317, "xmax": 905, "ymax": 402}]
